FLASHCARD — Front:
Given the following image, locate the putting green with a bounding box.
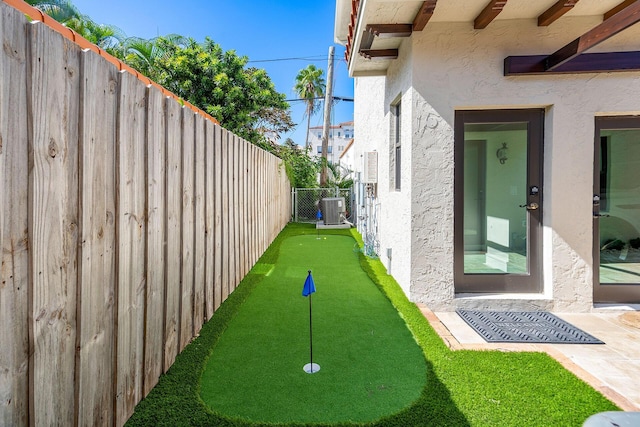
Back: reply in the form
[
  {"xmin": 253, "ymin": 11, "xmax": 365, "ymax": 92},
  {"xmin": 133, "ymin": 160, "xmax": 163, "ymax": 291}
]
[{"xmin": 200, "ymin": 234, "xmax": 426, "ymax": 424}]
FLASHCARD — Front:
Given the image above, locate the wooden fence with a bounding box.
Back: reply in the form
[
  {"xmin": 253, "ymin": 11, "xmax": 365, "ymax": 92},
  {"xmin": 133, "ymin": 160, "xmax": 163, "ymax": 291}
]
[{"xmin": 0, "ymin": 2, "xmax": 291, "ymax": 426}]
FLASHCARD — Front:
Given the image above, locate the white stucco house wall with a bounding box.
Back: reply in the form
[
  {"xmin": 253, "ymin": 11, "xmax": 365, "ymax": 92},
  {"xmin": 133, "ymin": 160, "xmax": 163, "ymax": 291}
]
[{"xmin": 335, "ymin": 0, "xmax": 640, "ymax": 312}]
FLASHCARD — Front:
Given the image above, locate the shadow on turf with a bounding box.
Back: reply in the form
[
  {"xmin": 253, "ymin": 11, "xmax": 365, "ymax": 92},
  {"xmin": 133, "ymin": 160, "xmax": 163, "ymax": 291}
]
[{"xmin": 125, "ymin": 223, "xmax": 470, "ymax": 426}]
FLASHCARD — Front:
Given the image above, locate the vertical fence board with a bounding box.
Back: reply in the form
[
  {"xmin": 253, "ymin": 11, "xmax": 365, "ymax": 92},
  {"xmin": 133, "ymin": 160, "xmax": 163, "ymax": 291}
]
[
  {"xmin": 220, "ymin": 129, "xmax": 229, "ymax": 302},
  {"xmin": 76, "ymin": 49, "xmax": 118, "ymax": 427},
  {"xmin": 144, "ymin": 89, "xmax": 166, "ymax": 395},
  {"xmin": 247, "ymin": 143, "xmax": 254, "ymax": 269},
  {"xmin": 232, "ymin": 135, "xmax": 240, "ymax": 289},
  {"xmin": 180, "ymin": 109, "xmax": 195, "ymax": 351},
  {"xmin": 204, "ymin": 119, "xmax": 215, "ymax": 319},
  {"xmin": 27, "ymin": 23, "xmax": 80, "ymax": 427},
  {"xmin": 239, "ymin": 140, "xmax": 246, "ymax": 279},
  {"xmin": 164, "ymin": 98, "xmax": 182, "ymax": 370},
  {"xmin": 193, "ymin": 114, "xmax": 206, "ymax": 333},
  {"xmin": 213, "ymin": 125, "xmax": 223, "ymax": 309},
  {"xmin": 0, "ymin": 4, "xmax": 29, "ymax": 425},
  {"xmin": 115, "ymin": 71, "xmax": 147, "ymax": 426}
]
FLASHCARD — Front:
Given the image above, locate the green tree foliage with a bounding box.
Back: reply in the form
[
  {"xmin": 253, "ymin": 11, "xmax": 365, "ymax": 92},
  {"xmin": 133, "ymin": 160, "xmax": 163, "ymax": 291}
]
[
  {"xmin": 325, "ymin": 161, "xmax": 353, "ymax": 188},
  {"xmin": 294, "ymin": 65, "xmax": 325, "ymax": 149},
  {"xmin": 146, "ymin": 37, "xmax": 292, "ymax": 145},
  {"xmin": 277, "ymin": 139, "xmax": 320, "ymax": 188},
  {"xmin": 27, "ymin": 0, "xmax": 125, "ymax": 53},
  {"xmin": 29, "ymin": 0, "xmax": 293, "ymax": 147},
  {"xmin": 26, "ymin": 0, "xmax": 80, "ymax": 23}
]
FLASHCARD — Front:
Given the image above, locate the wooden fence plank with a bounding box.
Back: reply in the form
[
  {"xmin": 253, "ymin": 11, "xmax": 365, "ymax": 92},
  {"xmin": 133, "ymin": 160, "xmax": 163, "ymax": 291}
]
[
  {"xmin": 163, "ymin": 98, "xmax": 182, "ymax": 370},
  {"xmin": 238, "ymin": 139, "xmax": 248, "ymax": 283},
  {"xmin": 115, "ymin": 71, "xmax": 147, "ymax": 426},
  {"xmin": 213, "ymin": 125, "xmax": 223, "ymax": 309},
  {"xmin": 204, "ymin": 119, "xmax": 215, "ymax": 319},
  {"xmin": 232, "ymin": 134, "xmax": 240, "ymax": 289},
  {"xmin": 27, "ymin": 23, "xmax": 80, "ymax": 427},
  {"xmin": 0, "ymin": 4, "xmax": 29, "ymax": 425},
  {"xmin": 247, "ymin": 143, "xmax": 254, "ymax": 269},
  {"xmin": 76, "ymin": 48, "xmax": 118, "ymax": 427},
  {"xmin": 193, "ymin": 113, "xmax": 206, "ymax": 333},
  {"xmin": 143, "ymin": 88, "xmax": 166, "ymax": 395},
  {"xmin": 221, "ymin": 129, "xmax": 230, "ymax": 302},
  {"xmin": 180, "ymin": 108, "xmax": 195, "ymax": 352}
]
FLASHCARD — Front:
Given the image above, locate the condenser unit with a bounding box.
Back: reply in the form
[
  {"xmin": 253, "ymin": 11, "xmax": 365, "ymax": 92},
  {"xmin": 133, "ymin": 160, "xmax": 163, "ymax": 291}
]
[{"xmin": 321, "ymin": 197, "xmax": 346, "ymax": 225}]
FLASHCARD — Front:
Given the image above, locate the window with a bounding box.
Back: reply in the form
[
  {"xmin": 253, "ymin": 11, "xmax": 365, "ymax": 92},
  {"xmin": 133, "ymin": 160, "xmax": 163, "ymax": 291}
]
[
  {"xmin": 390, "ymin": 100, "xmax": 401, "ymax": 191},
  {"xmin": 338, "ymin": 132, "xmax": 341, "ymax": 137},
  {"xmin": 317, "ymin": 146, "xmax": 322, "ymax": 154},
  {"xmin": 317, "ymin": 133, "xmax": 321, "ymax": 138},
  {"xmin": 328, "ymin": 146, "xmax": 333, "ymax": 154}
]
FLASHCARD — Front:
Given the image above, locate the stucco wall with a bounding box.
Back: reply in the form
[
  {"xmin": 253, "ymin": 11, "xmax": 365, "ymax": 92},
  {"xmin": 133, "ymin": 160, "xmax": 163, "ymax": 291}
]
[{"xmin": 355, "ymin": 16, "xmax": 640, "ymax": 311}]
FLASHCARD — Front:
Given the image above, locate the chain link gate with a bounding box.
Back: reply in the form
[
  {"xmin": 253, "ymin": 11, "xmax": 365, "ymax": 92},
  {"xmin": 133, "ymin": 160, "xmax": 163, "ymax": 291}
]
[{"xmin": 292, "ymin": 188, "xmax": 354, "ymax": 223}]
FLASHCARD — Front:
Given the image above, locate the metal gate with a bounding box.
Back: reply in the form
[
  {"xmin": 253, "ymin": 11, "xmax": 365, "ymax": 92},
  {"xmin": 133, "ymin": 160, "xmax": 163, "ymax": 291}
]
[{"xmin": 292, "ymin": 188, "xmax": 353, "ymax": 223}]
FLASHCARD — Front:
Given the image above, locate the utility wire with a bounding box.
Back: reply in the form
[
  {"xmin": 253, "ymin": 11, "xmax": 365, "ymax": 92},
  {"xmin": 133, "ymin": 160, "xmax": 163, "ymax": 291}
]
[
  {"xmin": 247, "ymin": 55, "xmax": 328, "ymax": 63},
  {"xmin": 285, "ymin": 96, "xmax": 353, "ymax": 102}
]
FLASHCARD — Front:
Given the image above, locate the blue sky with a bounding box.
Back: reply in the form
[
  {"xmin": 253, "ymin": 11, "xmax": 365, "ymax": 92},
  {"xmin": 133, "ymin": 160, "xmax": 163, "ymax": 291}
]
[{"xmin": 71, "ymin": 0, "xmax": 354, "ymax": 146}]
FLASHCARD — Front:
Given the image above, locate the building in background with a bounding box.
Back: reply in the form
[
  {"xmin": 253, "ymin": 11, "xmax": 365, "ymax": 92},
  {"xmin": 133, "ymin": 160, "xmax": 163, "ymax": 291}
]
[{"xmin": 307, "ymin": 121, "xmax": 354, "ymax": 165}]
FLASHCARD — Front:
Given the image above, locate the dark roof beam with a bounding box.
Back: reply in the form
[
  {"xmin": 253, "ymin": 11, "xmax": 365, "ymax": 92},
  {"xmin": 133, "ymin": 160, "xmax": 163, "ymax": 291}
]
[
  {"xmin": 360, "ymin": 49, "xmax": 399, "ymax": 60},
  {"xmin": 505, "ymin": 51, "xmax": 640, "ymax": 75},
  {"xmin": 538, "ymin": 0, "xmax": 580, "ymax": 26},
  {"xmin": 546, "ymin": 0, "xmax": 640, "ymax": 70},
  {"xmin": 604, "ymin": 0, "xmax": 638, "ymax": 20},
  {"xmin": 413, "ymin": 0, "xmax": 438, "ymax": 31},
  {"xmin": 365, "ymin": 24, "xmax": 413, "ymax": 38},
  {"xmin": 474, "ymin": 0, "xmax": 508, "ymax": 29}
]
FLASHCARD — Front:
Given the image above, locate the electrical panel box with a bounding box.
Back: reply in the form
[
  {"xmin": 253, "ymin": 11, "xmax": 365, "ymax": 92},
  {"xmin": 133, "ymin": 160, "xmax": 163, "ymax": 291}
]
[
  {"xmin": 363, "ymin": 152, "xmax": 378, "ymax": 183},
  {"xmin": 321, "ymin": 197, "xmax": 346, "ymax": 225}
]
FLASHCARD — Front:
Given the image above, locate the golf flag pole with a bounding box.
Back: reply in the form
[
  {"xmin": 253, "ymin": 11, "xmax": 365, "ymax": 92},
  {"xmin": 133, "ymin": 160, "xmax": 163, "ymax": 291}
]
[
  {"xmin": 302, "ymin": 270, "xmax": 319, "ymax": 373},
  {"xmin": 316, "ymin": 209, "xmax": 322, "ymax": 239}
]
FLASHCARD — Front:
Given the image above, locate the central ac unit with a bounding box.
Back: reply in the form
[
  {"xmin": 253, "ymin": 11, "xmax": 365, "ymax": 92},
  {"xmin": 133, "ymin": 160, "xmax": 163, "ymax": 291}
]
[{"xmin": 321, "ymin": 197, "xmax": 346, "ymax": 225}]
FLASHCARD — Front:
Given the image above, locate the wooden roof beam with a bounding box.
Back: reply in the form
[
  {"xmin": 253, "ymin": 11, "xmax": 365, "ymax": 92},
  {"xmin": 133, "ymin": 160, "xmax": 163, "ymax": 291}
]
[
  {"xmin": 505, "ymin": 51, "xmax": 640, "ymax": 75},
  {"xmin": 474, "ymin": 0, "xmax": 508, "ymax": 29},
  {"xmin": 546, "ymin": 0, "xmax": 640, "ymax": 70},
  {"xmin": 360, "ymin": 49, "xmax": 399, "ymax": 60},
  {"xmin": 604, "ymin": 0, "xmax": 638, "ymax": 20},
  {"xmin": 365, "ymin": 24, "xmax": 413, "ymax": 38},
  {"xmin": 413, "ymin": 0, "xmax": 438, "ymax": 31},
  {"xmin": 538, "ymin": 0, "xmax": 580, "ymax": 26}
]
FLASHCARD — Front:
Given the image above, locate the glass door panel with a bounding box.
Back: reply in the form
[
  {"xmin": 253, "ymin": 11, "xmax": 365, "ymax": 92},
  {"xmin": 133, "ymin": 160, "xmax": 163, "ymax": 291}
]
[
  {"xmin": 455, "ymin": 109, "xmax": 543, "ymax": 293},
  {"xmin": 598, "ymin": 129, "xmax": 640, "ymax": 285},
  {"xmin": 463, "ymin": 124, "xmax": 528, "ymax": 274}
]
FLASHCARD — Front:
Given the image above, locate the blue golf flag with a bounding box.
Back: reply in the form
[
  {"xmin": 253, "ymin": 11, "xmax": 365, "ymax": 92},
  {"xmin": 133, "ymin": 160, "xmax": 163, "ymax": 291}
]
[
  {"xmin": 316, "ymin": 209, "xmax": 322, "ymax": 220},
  {"xmin": 302, "ymin": 270, "xmax": 316, "ymax": 297}
]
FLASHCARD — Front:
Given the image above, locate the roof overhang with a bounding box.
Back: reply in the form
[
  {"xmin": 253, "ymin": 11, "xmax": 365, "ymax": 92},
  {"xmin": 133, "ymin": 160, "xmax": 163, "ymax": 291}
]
[{"xmin": 334, "ymin": 0, "xmax": 640, "ymax": 77}]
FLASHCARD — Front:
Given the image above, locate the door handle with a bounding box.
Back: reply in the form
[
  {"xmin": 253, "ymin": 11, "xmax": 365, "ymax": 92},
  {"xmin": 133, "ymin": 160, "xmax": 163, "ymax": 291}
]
[
  {"xmin": 519, "ymin": 202, "xmax": 539, "ymax": 210},
  {"xmin": 593, "ymin": 212, "xmax": 610, "ymax": 218}
]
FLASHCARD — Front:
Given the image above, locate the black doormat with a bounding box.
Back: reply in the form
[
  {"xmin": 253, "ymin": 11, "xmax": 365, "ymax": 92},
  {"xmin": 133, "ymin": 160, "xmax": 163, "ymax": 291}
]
[{"xmin": 456, "ymin": 310, "xmax": 604, "ymax": 344}]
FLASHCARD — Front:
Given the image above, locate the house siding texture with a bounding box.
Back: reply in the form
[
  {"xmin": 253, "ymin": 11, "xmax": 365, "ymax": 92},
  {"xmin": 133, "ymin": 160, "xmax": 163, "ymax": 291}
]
[{"xmin": 354, "ymin": 16, "xmax": 640, "ymax": 312}]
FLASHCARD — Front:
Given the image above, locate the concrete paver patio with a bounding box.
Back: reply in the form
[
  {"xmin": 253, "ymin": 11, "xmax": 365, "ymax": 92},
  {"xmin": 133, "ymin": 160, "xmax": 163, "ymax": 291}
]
[{"xmin": 419, "ymin": 304, "xmax": 640, "ymax": 412}]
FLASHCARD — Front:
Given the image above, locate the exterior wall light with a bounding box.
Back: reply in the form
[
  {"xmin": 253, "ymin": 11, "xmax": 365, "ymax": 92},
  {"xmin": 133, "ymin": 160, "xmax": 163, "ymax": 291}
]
[{"xmin": 496, "ymin": 142, "xmax": 508, "ymax": 164}]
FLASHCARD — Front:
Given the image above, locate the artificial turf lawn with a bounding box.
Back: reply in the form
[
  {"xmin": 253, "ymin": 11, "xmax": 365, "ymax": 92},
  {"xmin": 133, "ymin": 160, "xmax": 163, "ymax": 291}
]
[
  {"xmin": 199, "ymin": 234, "xmax": 427, "ymax": 424},
  {"xmin": 125, "ymin": 223, "xmax": 619, "ymax": 427}
]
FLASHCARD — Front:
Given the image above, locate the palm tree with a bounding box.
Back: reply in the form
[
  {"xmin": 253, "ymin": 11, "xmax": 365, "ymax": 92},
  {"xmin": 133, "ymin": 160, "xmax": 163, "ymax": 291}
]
[
  {"xmin": 294, "ymin": 65, "xmax": 325, "ymax": 149},
  {"xmin": 26, "ymin": 0, "xmax": 80, "ymax": 23},
  {"xmin": 326, "ymin": 162, "xmax": 353, "ymax": 189},
  {"xmin": 27, "ymin": 0, "xmax": 126, "ymax": 54}
]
